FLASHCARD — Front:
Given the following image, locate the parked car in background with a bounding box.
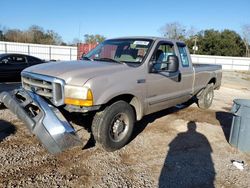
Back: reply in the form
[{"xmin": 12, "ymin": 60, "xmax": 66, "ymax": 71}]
[{"xmin": 0, "ymin": 53, "xmax": 45, "ymax": 82}]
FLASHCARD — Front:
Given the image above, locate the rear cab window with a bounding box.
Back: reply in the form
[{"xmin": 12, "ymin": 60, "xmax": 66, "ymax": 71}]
[{"xmin": 177, "ymin": 43, "xmax": 189, "ymax": 67}]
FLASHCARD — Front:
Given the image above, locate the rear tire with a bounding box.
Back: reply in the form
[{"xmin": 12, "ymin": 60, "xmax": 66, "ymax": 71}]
[
  {"xmin": 197, "ymin": 83, "xmax": 214, "ymax": 109},
  {"xmin": 92, "ymin": 101, "xmax": 135, "ymax": 151}
]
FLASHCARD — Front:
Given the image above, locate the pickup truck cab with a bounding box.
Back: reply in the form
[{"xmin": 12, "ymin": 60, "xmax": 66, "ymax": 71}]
[{"xmin": 0, "ymin": 37, "xmax": 222, "ymax": 153}]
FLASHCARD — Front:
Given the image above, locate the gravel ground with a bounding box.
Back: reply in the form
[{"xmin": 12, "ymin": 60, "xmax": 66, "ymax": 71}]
[{"xmin": 0, "ymin": 71, "xmax": 250, "ymax": 188}]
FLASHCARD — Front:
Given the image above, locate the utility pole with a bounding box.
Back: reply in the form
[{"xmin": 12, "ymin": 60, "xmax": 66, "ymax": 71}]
[
  {"xmin": 243, "ymin": 39, "xmax": 249, "ymax": 57},
  {"xmin": 192, "ymin": 35, "xmax": 198, "ymax": 54}
]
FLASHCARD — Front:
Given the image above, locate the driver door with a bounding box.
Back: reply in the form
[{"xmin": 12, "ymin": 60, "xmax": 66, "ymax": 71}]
[{"xmin": 145, "ymin": 41, "xmax": 188, "ymax": 114}]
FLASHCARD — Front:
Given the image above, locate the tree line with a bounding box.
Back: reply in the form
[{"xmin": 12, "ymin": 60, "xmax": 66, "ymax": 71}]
[
  {"xmin": 0, "ymin": 25, "xmax": 64, "ymax": 45},
  {"xmin": 1, "ymin": 23, "xmax": 250, "ymax": 57},
  {"xmin": 160, "ymin": 22, "xmax": 250, "ymax": 57},
  {"xmin": 0, "ymin": 24, "xmax": 107, "ymax": 46}
]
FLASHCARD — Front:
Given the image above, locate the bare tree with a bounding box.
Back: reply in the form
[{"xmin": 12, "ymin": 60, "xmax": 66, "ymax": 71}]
[
  {"xmin": 242, "ymin": 24, "xmax": 250, "ymax": 57},
  {"xmin": 186, "ymin": 26, "xmax": 198, "ymax": 38},
  {"xmin": 4, "ymin": 29, "xmax": 24, "ymax": 42},
  {"xmin": 160, "ymin": 22, "xmax": 186, "ymax": 40},
  {"xmin": 71, "ymin": 38, "xmax": 82, "ymax": 46},
  {"xmin": 0, "ymin": 24, "xmax": 64, "ymax": 45}
]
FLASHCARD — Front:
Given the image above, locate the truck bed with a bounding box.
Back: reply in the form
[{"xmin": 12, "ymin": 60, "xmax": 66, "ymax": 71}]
[
  {"xmin": 193, "ymin": 63, "xmax": 222, "ymax": 73},
  {"xmin": 192, "ymin": 63, "xmax": 222, "ymax": 94}
]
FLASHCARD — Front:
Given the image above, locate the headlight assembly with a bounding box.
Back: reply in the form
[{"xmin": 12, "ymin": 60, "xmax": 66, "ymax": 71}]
[{"xmin": 64, "ymin": 85, "xmax": 93, "ymax": 106}]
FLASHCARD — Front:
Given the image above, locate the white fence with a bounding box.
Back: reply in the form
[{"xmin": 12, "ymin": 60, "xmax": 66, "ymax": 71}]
[
  {"xmin": 0, "ymin": 41, "xmax": 77, "ymax": 61},
  {"xmin": 191, "ymin": 54, "xmax": 250, "ymax": 71},
  {"xmin": 1, "ymin": 41, "xmax": 250, "ymax": 71}
]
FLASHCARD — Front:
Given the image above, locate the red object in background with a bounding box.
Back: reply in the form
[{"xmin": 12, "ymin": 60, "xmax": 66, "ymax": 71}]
[{"xmin": 77, "ymin": 43, "xmax": 97, "ymax": 60}]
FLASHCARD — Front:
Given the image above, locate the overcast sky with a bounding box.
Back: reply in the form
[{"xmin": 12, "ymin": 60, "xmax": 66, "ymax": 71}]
[{"xmin": 1, "ymin": 0, "xmax": 249, "ymax": 43}]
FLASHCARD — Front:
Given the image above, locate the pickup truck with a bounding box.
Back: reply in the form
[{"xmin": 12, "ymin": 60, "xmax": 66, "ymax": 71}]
[{"xmin": 0, "ymin": 37, "xmax": 222, "ymax": 153}]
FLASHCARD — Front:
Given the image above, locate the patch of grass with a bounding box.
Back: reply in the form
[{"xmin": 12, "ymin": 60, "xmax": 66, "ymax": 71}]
[{"xmin": 242, "ymin": 77, "xmax": 250, "ymax": 81}]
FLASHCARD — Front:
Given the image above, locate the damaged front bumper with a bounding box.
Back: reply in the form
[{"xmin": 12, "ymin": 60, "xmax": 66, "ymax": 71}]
[{"xmin": 0, "ymin": 89, "xmax": 82, "ymax": 154}]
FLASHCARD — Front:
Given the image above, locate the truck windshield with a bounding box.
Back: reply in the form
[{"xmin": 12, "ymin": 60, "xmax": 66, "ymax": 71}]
[{"xmin": 83, "ymin": 39, "xmax": 153, "ymax": 64}]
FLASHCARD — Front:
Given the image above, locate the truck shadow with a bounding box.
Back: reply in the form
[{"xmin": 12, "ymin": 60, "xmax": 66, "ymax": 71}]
[
  {"xmin": 0, "ymin": 119, "xmax": 16, "ymax": 142},
  {"xmin": 64, "ymin": 99, "xmax": 196, "ymax": 150},
  {"xmin": 130, "ymin": 100, "xmax": 195, "ymax": 144},
  {"xmin": 0, "ymin": 104, "xmax": 6, "ymax": 110},
  {"xmin": 131, "ymin": 106, "xmax": 180, "ymax": 142},
  {"xmin": 132, "ymin": 106, "xmax": 234, "ymax": 145},
  {"xmin": 64, "ymin": 100, "xmax": 233, "ymax": 150},
  {"xmin": 63, "ymin": 112, "xmax": 96, "ymax": 149}
]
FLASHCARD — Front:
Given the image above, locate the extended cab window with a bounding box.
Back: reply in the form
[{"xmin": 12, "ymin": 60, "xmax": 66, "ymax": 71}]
[{"xmin": 177, "ymin": 44, "xmax": 189, "ymax": 67}]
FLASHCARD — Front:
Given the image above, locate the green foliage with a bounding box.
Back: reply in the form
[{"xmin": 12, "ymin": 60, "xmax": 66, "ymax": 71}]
[
  {"xmin": 185, "ymin": 29, "xmax": 245, "ymax": 57},
  {"xmin": 84, "ymin": 34, "xmax": 106, "ymax": 44},
  {"xmin": 160, "ymin": 22, "xmax": 247, "ymax": 57}
]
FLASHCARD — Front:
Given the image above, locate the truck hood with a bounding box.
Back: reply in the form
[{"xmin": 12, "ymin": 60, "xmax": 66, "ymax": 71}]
[{"xmin": 23, "ymin": 60, "xmax": 130, "ymax": 86}]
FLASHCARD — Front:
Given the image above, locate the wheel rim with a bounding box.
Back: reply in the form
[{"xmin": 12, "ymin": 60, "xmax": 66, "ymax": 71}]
[
  {"xmin": 109, "ymin": 113, "xmax": 129, "ymax": 142},
  {"xmin": 206, "ymin": 89, "xmax": 213, "ymax": 105}
]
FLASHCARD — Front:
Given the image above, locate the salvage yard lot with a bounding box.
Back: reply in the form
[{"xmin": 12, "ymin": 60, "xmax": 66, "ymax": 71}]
[{"xmin": 0, "ymin": 71, "xmax": 250, "ymax": 187}]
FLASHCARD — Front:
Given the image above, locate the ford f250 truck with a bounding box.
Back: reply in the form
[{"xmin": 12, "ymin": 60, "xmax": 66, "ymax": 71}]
[{"xmin": 0, "ymin": 37, "xmax": 222, "ymax": 153}]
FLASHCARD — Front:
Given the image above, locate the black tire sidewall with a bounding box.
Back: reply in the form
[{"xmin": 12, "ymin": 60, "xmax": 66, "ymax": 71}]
[{"xmin": 99, "ymin": 101, "xmax": 135, "ymax": 151}]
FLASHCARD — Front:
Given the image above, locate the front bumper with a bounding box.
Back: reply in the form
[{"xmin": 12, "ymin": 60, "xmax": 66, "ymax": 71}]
[{"xmin": 0, "ymin": 89, "xmax": 82, "ymax": 154}]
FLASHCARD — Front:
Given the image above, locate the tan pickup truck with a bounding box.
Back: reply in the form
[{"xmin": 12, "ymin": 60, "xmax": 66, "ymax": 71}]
[{"xmin": 0, "ymin": 37, "xmax": 222, "ymax": 153}]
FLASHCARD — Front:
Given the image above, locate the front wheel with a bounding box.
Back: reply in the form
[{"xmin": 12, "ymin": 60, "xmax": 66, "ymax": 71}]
[
  {"xmin": 197, "ymin": 83, "xmax": 214, "ymax": 109},
  {"xmin": 92, "ymin": 101, "xmax": 135, "ymax": 151}
]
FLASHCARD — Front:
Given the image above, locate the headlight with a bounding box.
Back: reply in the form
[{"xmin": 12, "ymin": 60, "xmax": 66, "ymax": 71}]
[{"xmin": 64, "ymin": 85, "xmax": 93, "ymax": 106}]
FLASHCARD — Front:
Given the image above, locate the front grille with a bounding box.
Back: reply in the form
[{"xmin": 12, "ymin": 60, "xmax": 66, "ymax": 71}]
[
  {"xmin": 22, "ymin": 76, "xmax": 53, "ymax": 99},
  {"xmin": 21, "ymin": 72, "xmax": 65, "ymax": 106}
]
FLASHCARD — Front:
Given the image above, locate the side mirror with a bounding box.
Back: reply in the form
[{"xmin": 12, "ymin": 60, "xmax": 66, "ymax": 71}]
[{"xmin": 167, "ymin": 55, "xmax": 179, "ymax": 72}]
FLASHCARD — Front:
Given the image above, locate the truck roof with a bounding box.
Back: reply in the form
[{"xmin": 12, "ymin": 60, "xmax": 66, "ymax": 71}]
[{"xmin": 109, "ymin": 36, "xmax": 184, "ymax": 43}]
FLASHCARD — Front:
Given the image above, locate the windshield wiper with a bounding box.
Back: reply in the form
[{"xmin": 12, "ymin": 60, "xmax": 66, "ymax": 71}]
[
  {"xmin": 93, "ymin": 57, "xmax": 123, "ymax": 64},
  {"xmin": 81, "ymin": 56, "xmax": 93, "ymax": 61}
]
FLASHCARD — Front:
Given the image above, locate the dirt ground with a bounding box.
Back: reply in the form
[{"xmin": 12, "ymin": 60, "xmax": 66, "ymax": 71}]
[{"xmin": 0, "ymin": 71, "xmax": 250, "ymax": 188}]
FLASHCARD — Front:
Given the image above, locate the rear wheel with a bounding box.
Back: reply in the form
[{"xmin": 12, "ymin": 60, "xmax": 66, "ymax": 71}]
[
  {"xmin": 92, "ymin": 101, "xmax": 135, "ymax": 151},
  {"xmin": 197, "ymin": 83, "xmax": 214, "ymax": 109}
]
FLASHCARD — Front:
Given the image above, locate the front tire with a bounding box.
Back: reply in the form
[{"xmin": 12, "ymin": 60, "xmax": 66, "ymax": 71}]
[
  {"xmin": 92, "ymin": 101, "xmax": 135, "ymax": 151},
  {"xmin": 197, "ymin": 83, "xmax": 214, "ymax": 109}
]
